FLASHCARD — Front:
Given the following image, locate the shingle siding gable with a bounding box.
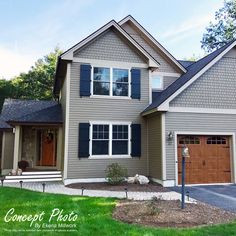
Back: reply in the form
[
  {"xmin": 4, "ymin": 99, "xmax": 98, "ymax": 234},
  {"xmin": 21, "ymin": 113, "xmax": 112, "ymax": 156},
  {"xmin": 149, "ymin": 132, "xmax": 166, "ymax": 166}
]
[
  {"xmin": 170, "ymin": 57, "xmax": 236, "ymax": 109},
  {"xmin": 74, "ymin": 28, "xmax": 146, "ymax": 63}
]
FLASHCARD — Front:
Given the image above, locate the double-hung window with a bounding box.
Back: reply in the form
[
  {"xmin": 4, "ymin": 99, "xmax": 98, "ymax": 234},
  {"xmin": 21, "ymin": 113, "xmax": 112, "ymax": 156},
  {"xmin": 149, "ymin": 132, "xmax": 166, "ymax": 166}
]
[
  {"xmin": 92, "ymin": 67, "xmax": 130, "ymax": 97},
  {"xmin": 91, "ymin": 123, "xmax": 130, "ymax": 157}
]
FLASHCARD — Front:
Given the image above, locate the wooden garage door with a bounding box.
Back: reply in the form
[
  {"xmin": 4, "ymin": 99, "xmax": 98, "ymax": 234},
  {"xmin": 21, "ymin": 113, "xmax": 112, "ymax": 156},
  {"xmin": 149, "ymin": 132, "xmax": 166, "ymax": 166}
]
[{"xmin": 177, "ymin": 135, "xmax": 231, "ymax": 184}]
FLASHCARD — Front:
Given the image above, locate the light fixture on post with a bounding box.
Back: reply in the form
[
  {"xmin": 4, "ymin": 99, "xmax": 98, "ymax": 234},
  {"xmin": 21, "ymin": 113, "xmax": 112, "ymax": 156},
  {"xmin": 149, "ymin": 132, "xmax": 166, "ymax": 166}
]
[{"xmin": 167, "ymin": 131, "xmax": 173, "ymax": 141}]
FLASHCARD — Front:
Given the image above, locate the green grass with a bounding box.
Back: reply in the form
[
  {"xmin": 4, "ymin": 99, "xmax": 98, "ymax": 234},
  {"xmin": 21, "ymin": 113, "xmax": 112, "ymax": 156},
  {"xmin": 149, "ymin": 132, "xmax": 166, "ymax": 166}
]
[{"xmin": 0, "ymin": 187, "xmax": 236, "ymax": 236}]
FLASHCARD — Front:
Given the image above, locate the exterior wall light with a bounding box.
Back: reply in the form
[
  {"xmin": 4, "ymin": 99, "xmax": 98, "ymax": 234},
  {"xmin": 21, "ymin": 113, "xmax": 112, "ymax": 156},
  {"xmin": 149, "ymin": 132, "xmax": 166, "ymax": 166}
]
[{"xmin": 167, "ymin": 131, "xmax": 174, "ymax": 141}]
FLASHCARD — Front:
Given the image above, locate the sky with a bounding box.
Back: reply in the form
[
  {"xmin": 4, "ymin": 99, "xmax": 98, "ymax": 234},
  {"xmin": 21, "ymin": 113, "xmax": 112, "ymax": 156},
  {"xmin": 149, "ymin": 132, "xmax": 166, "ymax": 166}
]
[{"xmin": 0, "ymin": 0, "xmax": 224, "ymax": 79}]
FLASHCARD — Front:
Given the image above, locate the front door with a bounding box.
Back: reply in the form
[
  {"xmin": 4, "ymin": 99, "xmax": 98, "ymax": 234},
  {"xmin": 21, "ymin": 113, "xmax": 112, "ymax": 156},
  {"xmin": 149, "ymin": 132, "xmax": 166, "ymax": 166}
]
[{"xmin": 41, "ymin": 131, "xmax": 55, "ymax": 166}]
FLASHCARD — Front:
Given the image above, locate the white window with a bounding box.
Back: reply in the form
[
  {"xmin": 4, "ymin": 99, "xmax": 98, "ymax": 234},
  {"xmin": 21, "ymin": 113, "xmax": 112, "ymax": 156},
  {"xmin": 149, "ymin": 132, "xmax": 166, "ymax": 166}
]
[
  {"xmin": 90, "ymin": 122, "xmax": 131, "ymax": 158},
  {"xmin": 151, "ymin": 74, "xmax": 163, "ymax": 90},
  {"xmin": 92, "ymin": 67, "xmax": 130, "ymax": 97}
]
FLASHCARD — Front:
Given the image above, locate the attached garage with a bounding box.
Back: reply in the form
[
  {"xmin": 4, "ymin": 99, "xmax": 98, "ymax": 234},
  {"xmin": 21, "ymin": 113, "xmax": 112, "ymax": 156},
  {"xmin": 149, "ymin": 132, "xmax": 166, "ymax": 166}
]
[{"xmin": 177, "ymin": 135, "xmax": 232, "ymax": 185}]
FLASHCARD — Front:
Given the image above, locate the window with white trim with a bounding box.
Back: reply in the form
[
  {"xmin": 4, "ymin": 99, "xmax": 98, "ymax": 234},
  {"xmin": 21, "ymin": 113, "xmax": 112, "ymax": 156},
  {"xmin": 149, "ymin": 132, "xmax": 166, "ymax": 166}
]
[
  {"xmin": 92, "ymin": 67, "xmax": 130, "ymax": 97},
  {"xmin": 151, "ymin": 74, "xmax": 163, "ymax": 90},
  {"xmin": 92, "ymin": 124, "xmax": 109, "ymax": 155},
  {"xmin": 91, "ymin": 123, "xmax": 130, "ymax": 157},
  {"xmin": 112, "ymin": 125, "xmax": 129, "ymax": 155}
]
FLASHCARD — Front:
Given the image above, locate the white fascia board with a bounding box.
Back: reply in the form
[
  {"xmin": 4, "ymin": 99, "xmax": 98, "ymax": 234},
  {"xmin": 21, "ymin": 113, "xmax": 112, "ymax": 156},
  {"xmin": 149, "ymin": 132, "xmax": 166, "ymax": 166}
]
[
  {"xmin": 157, "ymin": 40, "xmax": 236, "ymax": 110},
  {"xmin": 169, "ymin": 107, "xmax": 236, "ymax": 115},
  {"xmin": 61, "ymin": 20, "xmax": 160, "ymax": 68},
  {"xmin": 119, "ymin": 15, "xmax": 186, "ymax": 73}
]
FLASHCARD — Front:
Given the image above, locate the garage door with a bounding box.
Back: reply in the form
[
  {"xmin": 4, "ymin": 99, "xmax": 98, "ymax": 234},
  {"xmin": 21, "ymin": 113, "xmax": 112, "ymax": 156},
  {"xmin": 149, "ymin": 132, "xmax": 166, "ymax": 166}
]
[{"xmin": 177, "ymin": 135, "xmax": 231, "ymax": 184}]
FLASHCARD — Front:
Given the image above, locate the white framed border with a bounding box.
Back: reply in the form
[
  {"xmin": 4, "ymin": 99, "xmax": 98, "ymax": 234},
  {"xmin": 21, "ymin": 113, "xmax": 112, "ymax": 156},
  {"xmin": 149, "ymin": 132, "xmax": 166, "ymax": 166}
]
[
  {"xmin": 90, "ymin": 65, "xmax": 131, "ymax": 99},
  {"xmin": 174, "ymin": 131, "xmax": 236, "ymax": 186},
  {"xmin": 89, "ymin": 121, "xmax": 132, "ymax": 159}
]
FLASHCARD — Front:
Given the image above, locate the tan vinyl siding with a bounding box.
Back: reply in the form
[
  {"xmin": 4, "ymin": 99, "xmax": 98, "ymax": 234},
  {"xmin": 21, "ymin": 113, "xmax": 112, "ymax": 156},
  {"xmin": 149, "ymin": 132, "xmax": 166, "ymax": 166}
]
[
  {"xmin": 121, "ymin": 22, "xmax": 182, "ymax": 74},
  {"xmin": 170, "ymin": 56, "xmax": 236, "ymax": 108},
  {"xmin": 147, "ymin": 113, "xmax": 162, "ymax": 179},
  {"xmin": 165, "ymin": 112, "xmax": 236, "ymax": 180},
  {"xmin": 67, "ymin": 63, "xmax": 149, "ymax": 178}
]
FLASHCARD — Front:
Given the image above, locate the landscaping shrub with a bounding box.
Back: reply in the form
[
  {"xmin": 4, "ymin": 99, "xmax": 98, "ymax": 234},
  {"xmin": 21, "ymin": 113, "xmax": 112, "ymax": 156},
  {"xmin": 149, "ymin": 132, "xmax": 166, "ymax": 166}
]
[{"xmin": 105, "ymin": 163, "xmax": 127, "ymax": 185}]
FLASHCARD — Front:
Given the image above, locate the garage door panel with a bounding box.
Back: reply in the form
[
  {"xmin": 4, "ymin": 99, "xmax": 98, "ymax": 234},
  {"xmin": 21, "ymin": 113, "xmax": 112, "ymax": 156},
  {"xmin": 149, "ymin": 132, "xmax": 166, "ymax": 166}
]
[{"xmin": 177, "ymin": 135, "xmax": 231, "ymax": 184}]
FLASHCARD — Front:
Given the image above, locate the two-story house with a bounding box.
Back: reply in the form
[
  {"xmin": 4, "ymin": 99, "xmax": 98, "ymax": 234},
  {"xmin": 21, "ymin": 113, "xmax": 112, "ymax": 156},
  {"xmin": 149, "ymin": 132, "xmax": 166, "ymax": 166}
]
[{"xmin": 1, "ymin": 15, "xmax": 236, "ymax": 186}]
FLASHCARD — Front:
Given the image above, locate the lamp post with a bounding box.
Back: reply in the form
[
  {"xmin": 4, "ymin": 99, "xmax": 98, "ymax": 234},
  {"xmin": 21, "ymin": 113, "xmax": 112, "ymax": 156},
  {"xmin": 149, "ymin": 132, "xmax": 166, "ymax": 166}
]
[{"xmin": 181, "ymin": 145, "xmax": 190, "ymax": 209}]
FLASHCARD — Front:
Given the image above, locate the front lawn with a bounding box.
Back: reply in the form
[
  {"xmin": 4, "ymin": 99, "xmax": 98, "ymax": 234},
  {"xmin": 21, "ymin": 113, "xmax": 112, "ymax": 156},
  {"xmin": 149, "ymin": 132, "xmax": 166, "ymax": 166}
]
[{"xmin": 0, "ymin": 187, "xmax": 235, "ymax": 236}]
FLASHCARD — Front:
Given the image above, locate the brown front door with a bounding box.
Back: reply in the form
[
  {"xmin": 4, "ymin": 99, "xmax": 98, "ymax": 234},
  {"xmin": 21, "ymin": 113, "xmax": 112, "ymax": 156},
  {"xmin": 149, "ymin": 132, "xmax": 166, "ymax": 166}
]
[
  {"xmin": 41, "ymin": 131, "xmax": 55, "ymax": 166},
  {"xmin": 177, "ymin": 135, "xmax": 231, "ymax": 184}
]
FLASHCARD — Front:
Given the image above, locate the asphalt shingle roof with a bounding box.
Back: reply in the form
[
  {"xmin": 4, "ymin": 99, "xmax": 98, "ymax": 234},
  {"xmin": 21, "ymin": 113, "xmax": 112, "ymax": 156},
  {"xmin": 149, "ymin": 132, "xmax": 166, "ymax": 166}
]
[
  {"xmin": 0, "ymin": 118, "xmax": 11, "ymax": 130},
  {"xmin": 177, "ymin": 60, "xmax": 195, "ymax": 68},
  {"xmin": 143, "ymin": 40, "xmax": 236, "ymax": 114},
  {"xmin": 0, "ymin": 99, "xmax": 62, "ymax": 128}
]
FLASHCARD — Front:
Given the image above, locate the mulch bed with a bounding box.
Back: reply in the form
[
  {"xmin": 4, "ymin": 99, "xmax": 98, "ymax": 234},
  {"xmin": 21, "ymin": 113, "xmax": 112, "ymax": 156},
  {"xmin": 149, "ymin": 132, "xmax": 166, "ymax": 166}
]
[
  {"xmin": 113, "ymin": 199, "xmax": 236, "ymax": 228},
  {"xmin": 66, "ymin": 182, "xmax": 168, "ymax": 192}
]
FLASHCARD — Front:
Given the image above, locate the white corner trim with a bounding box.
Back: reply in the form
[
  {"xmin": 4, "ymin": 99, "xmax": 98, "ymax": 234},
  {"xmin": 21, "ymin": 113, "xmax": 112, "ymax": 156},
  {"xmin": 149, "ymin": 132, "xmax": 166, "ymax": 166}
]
[
  {"xmin": 174, "ymin": 131, "xmax": 236, "ymax": 186},
  {"xmin": 64, "ymin": 178, "xmax": 107, "ymax": 185},
  {"xmin": 118, "ymin": 15, "xmax": 186, "ymax": 73},
  {"xmin": 63, "ymin": 63, "xmax": 71, "ymax": 179},
  {"xmin": 61, "ymin": 20, "xmax": 159, "ymax": 68},
  {"xmin": 161, "ymin": 113, "xmax": 166, "ymax": 180},
  {"xmin": 158, "ymin": 40, "xmax": 236, "ymax": 109},
  {"xmin": 151, "ymin": 178, "xmax": 175, "ymax": 187},
  {"xmin": 169, "ymin": 107, "xmax": 236, "ymax": 115},
  {"xmin": 73, "ymin": 58, "xmax": 148, "ymax": 68}
]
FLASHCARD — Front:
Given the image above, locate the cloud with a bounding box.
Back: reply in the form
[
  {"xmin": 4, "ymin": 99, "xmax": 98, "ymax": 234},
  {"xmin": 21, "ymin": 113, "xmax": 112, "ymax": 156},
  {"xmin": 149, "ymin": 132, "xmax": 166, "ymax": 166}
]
[
  {"xmin": 0, "ymin": 46, "xmax": 36, "ymax": 79},
  {"xmin": 160, "ymin": 14, "xmax": 216, "ymax": 42}
]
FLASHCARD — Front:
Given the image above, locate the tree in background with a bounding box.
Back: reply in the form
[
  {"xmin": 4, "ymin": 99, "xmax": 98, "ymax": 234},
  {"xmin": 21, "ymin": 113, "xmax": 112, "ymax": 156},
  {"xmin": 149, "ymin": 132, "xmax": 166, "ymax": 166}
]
[
  {"xmin": 13, "ymin": 47, "xmax": 62, "ymax": 100},
  {"xmin": 201, "ymin": 0, "xmax": 236, "ymax": 52},
  {"xmin": 0, "ymin": 47, "xmax": 62, "ymax": 110}
]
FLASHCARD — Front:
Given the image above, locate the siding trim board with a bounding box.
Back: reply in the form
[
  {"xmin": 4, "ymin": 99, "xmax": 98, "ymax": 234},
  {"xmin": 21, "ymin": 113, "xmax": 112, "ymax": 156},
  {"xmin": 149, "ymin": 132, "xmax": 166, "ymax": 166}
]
[
  {"xmin": 63, "ymin": 63, "xmax": 71, "ymax": 180},
  {"xmin": 173, "ymin": 131, "xmax": 236, "ymax": 186},
  {"xmin": 73, "ymin": 58, "xmax": 148, "ymax": 68},
  {"xmin": 169, "ymin": 107, "xmax": 236, "ymax": 115},
  {"xmin": 161, "ymin": 113, "xmax": 166, "ymax": 180}
]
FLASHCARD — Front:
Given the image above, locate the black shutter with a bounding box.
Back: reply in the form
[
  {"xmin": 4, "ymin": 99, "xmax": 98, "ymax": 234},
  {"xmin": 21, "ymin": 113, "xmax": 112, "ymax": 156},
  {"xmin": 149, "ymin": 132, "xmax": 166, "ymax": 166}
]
[
  {"xmin": 78, "ymin": 123, "xmax": 90, "ymax": 158},
  {"xmin": 131, "ymin": 124, "xmax": 141, "ymax": 157},
  {"xmin": 80, "ymin": 64, "xmax": 91, "ymax": 96},
  {"xmin": 131, "ymin": 68, "xmax": 141, "ymax": 99}
]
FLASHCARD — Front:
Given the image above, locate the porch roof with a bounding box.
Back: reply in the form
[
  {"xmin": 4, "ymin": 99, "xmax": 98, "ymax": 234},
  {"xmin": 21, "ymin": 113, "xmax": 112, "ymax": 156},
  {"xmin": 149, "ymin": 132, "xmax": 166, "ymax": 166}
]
[
  {"xmin": 0, "ymin": 99, "xmax": 63, "ymax": 128},
  {"xmin": 0, "ymin": 118, "xmax": 12, "ymax": 130}
]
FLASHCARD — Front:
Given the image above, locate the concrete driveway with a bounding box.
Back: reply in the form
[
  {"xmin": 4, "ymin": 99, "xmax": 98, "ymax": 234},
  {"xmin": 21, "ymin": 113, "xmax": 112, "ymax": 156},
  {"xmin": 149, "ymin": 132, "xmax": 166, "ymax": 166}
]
[{"xmin": 171, "ymin": 184, "xmax": 236, "ymax": 213}]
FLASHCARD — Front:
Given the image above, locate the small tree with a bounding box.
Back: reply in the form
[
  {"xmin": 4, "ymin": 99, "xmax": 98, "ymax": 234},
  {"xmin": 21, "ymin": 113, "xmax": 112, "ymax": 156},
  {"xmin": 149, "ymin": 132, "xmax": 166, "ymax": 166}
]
[{"xmin": 105, "ymin": 163, "xmax": 127, "ymax": 185}]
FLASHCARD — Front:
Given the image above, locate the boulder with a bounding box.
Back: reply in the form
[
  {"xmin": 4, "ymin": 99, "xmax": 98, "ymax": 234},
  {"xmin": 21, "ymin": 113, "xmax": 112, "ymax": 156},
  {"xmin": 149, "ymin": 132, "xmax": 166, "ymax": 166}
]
[
  {"xmin": 135, "ymin": 174, "xmax": 149, "ymax": 184},
  {"xmin": 127, "ymin": 177, "xmax": 136, "ymax": 184}
]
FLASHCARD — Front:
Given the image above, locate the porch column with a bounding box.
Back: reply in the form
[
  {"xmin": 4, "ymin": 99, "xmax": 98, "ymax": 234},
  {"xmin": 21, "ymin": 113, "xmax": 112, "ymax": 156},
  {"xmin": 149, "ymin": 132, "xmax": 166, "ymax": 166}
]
[{"xmin": 13, "ymin": 126, "xmax": 21, "ymax": 169}]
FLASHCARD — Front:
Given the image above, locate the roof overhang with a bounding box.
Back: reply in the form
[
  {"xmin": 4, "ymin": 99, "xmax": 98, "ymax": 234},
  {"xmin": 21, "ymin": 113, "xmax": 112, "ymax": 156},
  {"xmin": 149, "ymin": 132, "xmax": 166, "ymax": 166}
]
[
  {"xmin": 119, "ymin": 15, "xmax": 187, "ymax": 73},
  {"xmin": 7, "ymin": 121, "xmax": 63, "ymax": 126},
  {"xmin": 142, "ymin": 40, "xmax": 236, "ymax": 116},
  {"xmin": 60, "ymin": 20, "xmax": 160, "ymax": 67}
]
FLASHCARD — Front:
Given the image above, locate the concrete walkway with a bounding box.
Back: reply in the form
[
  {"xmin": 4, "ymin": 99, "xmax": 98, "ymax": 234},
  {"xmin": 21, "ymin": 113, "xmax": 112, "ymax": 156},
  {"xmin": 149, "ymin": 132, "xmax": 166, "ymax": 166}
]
[{"xmin": 3, "ymin": 181, "xmax": 195, "ymax": 202}]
